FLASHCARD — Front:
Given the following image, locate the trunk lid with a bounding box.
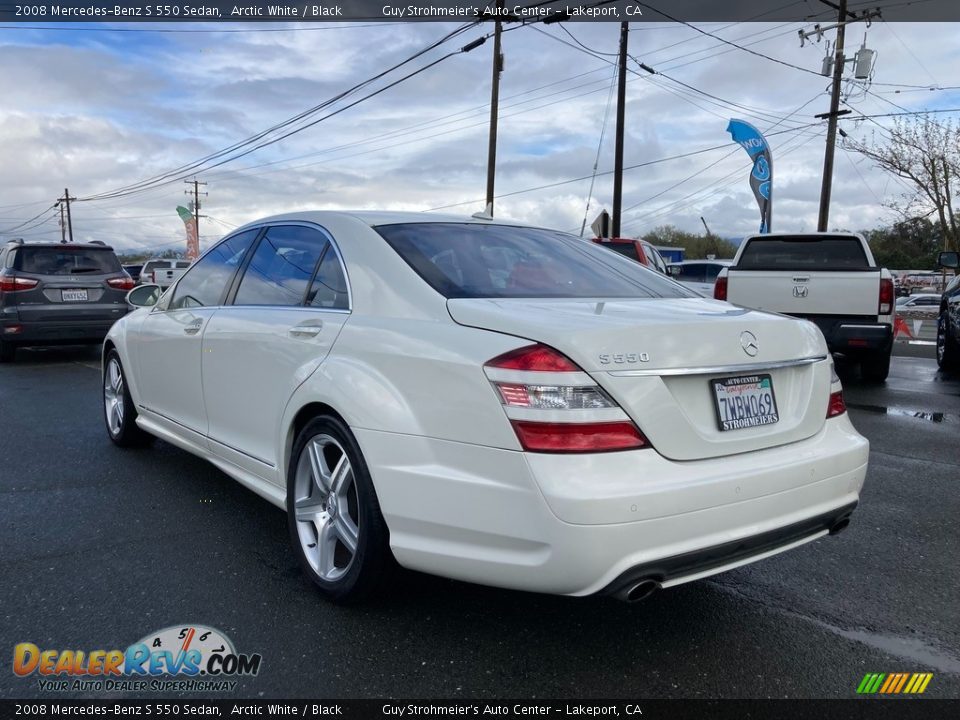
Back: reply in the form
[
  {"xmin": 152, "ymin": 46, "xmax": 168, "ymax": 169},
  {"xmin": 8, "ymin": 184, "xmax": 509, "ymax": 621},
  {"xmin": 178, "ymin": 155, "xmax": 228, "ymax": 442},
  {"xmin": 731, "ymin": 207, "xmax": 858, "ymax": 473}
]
[{"xmin": 448, "ymin": 297, "xmax": 832, "ymax": 460}]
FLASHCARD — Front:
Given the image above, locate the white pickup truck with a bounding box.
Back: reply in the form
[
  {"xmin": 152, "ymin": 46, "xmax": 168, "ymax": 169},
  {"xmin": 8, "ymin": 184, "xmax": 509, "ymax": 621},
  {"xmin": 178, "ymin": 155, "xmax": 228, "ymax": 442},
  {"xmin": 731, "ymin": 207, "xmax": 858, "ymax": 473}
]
[
  {"xmin": 715, "ymin": 233, "xmax": 895, "ymax": 382},
  {"xmin": 141, "ymin": 258, "xmax": 192, "ymax": 289}
]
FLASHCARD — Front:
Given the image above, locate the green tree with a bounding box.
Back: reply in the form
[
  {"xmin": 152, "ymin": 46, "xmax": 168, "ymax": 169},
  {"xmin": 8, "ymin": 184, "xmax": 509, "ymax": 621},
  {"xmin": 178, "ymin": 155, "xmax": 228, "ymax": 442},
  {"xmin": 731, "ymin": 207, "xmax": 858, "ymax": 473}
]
[
  {"xmin": 641, "ymin": 224, "xmax": 738, "ymax": 260},
  {"xmin": 863, "ymin": 218, "xmax": 943, "ymax": 270}
]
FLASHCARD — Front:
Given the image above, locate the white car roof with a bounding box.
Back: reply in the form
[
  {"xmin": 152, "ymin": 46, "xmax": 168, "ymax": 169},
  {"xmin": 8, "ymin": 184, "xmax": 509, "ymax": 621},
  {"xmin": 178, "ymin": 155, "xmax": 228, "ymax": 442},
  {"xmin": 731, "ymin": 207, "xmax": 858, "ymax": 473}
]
[{"xmin": 233, "ymin": 210, "xmax": 542, "ymax": 232}]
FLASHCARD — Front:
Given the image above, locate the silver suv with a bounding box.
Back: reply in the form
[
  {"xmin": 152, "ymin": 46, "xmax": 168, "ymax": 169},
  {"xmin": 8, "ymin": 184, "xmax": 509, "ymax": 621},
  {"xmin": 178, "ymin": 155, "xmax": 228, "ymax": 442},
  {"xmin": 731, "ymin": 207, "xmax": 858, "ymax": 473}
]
[{"xmin": 0, "ymin": 240, "xmax": 133, "ymax": 362}]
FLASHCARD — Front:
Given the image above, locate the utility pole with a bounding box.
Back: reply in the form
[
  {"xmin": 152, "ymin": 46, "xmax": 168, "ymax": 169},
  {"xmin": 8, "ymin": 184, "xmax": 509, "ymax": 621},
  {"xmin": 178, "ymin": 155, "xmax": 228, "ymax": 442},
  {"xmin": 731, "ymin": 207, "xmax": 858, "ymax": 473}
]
[
  {"xmin": 185, "ymin": 178, "xmax": 207, "ymax": 245},
  {"xmin": 816, "ymin": 0, "xmax": 848, "ymax": 232},
  {"xmin": 484, "ymin": 0, "xmax": 505, "ymax": 216},
  {"xmin": 57, "ymin": 188, "xmax": 75, "ymax": 243},
  {"xmin": 807, "ymin": 0, "xmax": 881, "ymax": 231},
  {"xmin": 56, "ymin": 201, "xmax": 66, "ymax": 243},
  {"xmin": 611, "ymin": 21, "xmax": 629, "ymax": 238}
]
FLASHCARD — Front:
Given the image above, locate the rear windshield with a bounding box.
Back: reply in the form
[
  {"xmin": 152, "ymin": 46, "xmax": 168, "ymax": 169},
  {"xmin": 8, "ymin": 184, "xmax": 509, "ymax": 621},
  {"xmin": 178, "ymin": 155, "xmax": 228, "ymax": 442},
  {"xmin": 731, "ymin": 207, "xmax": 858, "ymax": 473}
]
[
  {"xmin": 13, "ymin": 247, "xmax": 121, "ymax": 275},
  {"xmin": 598, "ymin": 242, "xmax": 640, "ymax": 262},
  {"xmin": 737, "ymin": 236, "xmax": 871, "ymax": 271},
  {"xmin": 376, "ymin": 223, "xmax": 694, "ymax": 299}
]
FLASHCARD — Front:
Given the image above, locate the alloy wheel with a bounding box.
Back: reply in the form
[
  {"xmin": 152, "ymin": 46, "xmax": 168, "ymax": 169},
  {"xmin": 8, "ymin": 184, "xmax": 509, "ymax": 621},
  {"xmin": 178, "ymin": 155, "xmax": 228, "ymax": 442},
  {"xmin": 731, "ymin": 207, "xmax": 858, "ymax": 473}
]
[
  {"xmin": 293, "ymin": 434, "xmax": 360, "ymax": 582},
  {"xmin": 104, "ymin": 358, "xmax": 125, "ymax": 436}
]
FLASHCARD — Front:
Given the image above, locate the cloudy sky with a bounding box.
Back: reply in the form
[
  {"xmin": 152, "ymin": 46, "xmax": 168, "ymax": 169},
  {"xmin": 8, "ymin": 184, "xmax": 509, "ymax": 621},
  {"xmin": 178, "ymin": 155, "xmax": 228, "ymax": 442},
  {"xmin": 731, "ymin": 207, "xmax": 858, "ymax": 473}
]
[{"xmin": 1, "ymin": 9, "xmax": 958, "ymax": 255}]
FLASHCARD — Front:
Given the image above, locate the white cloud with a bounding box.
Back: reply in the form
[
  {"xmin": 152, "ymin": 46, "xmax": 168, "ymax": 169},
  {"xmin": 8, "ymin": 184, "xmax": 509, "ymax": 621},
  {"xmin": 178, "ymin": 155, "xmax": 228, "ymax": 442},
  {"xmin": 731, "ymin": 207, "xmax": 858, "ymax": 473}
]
[{"xmin": 0, "ymin": 19, "xmax": 957, "ymax": 254}]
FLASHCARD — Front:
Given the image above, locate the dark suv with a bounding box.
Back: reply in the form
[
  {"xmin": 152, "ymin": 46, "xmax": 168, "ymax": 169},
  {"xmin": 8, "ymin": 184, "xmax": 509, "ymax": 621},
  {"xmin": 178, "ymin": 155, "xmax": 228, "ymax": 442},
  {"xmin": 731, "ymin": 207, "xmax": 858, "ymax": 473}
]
[
  {"xmin": 937, "ymin": 251, "xmax": 960, "ymax": 372},
  {"xmin": 0, "ymin": 240, "xmax": 133, "ymax": 362}
]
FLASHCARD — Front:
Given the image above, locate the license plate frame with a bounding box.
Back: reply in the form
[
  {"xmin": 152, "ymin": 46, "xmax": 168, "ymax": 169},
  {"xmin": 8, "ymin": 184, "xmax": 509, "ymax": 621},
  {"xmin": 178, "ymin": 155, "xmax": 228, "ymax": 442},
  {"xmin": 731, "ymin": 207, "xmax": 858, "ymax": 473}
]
[
  {"xmin": 61, "ymin": 289, "xmax": 88, "ymax": 302},
  {"xmin": 711, "ymin": 373, "xmax": 779, "ymax": 432}
]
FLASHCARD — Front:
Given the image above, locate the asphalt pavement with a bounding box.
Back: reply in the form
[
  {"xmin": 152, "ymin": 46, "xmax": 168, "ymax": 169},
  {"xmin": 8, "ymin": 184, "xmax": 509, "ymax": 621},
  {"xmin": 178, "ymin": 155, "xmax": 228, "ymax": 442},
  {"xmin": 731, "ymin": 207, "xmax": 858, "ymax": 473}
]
[{"xmin": 1, "ymin": 344, "xmax": 958, "ymax": 700}]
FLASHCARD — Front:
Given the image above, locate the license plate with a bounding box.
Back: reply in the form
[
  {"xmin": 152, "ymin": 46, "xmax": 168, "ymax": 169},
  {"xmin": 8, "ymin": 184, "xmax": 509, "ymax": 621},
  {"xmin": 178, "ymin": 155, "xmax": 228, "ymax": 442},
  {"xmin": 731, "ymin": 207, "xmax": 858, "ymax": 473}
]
[
  {"xmin": 711, "ymin": 374, "xmax": 779, "ymax": 432},
  {"xmin": 61, "ymin": 289, "xmax": 88, "ymax": 302}
]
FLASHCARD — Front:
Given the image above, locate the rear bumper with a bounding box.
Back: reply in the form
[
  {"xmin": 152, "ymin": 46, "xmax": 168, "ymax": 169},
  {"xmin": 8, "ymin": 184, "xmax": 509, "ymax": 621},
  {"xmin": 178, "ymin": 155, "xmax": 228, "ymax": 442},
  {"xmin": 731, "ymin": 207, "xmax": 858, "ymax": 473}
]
[
  {"xmin": 801, "ymin": 316, "xmax": 892, "ymax": 354},
  {"xmin": 1, "ymin": 318, "xmax": 121, "ymax": 345},
  {"xmin": 356, "ymin": 414, "xmax": 869, "ymax": 596}
]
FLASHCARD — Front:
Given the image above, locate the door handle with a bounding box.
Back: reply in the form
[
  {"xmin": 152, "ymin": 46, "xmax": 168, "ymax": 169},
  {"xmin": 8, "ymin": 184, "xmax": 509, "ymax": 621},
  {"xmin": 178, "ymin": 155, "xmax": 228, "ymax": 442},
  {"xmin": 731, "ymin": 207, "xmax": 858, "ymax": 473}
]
[
  {"xmin": 183, "ymin": 319, "xmax": 203, "ymax": 335},
  {"xmin": 289, "ymin": 320, "xmax": 323, "ymax": 338}
]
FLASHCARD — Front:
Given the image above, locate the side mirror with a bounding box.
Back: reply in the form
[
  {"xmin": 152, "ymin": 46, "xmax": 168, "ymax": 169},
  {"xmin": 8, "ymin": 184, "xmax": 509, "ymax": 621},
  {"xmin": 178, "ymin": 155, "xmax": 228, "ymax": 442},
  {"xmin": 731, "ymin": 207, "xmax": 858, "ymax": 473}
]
[
  {"xmin": 667, "ymin": 265, "xmax": 681, "ymax": 277},
  {"xmin": 126, "ymin": 284, "xmax": 161, "ymax": 307},
  {"xmin": 938, "ymin": 251, "xmax": 959, "ymax": 269}
]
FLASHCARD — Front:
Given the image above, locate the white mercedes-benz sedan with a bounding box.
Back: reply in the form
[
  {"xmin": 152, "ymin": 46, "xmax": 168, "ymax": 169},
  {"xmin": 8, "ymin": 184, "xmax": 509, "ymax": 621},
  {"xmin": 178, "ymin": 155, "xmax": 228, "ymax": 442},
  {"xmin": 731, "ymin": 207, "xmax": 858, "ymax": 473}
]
[{"xmin": 104, "ymin": 212, "xmax": 869, "ymax": 603}]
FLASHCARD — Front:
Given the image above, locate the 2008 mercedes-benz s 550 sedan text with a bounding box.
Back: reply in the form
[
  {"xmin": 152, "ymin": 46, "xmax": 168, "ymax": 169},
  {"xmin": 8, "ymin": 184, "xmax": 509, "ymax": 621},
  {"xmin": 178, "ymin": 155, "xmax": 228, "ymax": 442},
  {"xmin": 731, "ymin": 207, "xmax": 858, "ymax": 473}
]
[{"xmin": 104, "ymin": 212, "xmax": 868, "ymax": 603}]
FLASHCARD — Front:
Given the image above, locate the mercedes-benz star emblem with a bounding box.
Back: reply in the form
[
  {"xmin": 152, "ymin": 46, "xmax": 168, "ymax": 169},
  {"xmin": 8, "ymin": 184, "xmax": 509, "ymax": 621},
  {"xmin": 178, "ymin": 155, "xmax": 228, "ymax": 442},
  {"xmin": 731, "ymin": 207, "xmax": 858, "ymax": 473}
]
[{"xmin": 740, "ymin": 331, "xmax": 759, "ymax": 357}]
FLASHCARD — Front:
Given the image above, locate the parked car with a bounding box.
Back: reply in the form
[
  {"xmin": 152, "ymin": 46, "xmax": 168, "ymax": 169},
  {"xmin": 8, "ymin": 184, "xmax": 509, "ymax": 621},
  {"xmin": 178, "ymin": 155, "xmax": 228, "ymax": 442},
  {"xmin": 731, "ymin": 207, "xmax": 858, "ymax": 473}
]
[
  {"xmin": 667, "ymin": 260, "xmax": 732, "ymax": 296},
  {"xmin": 896, "ymin": 293, "xmax": 941, "ymax": 316},
  {"xmin": 716, "ymin": 233, "xmax": 895, "ymax": 382},
  {"xmin": 141, "ymin": 258, "xmax": 192, "ymax": 289},
  {"xmin": 122, "ymin": 264, "xmax": 144, "ymax": 284},
  {"xmin": 591, "ymin": 237, "xmax": 669, "ymax": 274},
  {"xmin": 936, "ymin": 252, "xmax": 960, "ymax": 371},
  {"xmin": 105, "ymin": 212, "xmax": 867, "ymax": 604},
  {"xmin": 0, "ymin": 239, "xmax": 133, "ymax": 362}
]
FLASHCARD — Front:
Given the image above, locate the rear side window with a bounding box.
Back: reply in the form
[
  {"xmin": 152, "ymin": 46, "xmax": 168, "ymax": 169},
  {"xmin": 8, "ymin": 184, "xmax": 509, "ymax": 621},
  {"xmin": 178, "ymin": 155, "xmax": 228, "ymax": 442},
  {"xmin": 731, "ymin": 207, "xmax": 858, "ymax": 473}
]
[
  {"xmin": 308, "ymin": 249, "xmax": 349, "ymax": 310},
  {"xmin": 14, "ymin": 247, "xmax": 121, "ymax": 275},
  {"xmin": 737, "ymin": 236, "xmax": 870, "ymax": 270},
  {"xmin": 376, "ymin": 223, "xmax": 692, "ymax": 299},
  {"xmin": 234, "ymin": 226, "xmax": 328, "ymax": 307}
]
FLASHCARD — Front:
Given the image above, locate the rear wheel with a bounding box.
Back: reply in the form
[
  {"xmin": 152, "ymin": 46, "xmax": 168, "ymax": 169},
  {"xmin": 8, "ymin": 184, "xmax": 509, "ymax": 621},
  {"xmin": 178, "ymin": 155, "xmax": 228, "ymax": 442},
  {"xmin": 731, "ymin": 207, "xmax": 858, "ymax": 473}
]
[
  {"xmin": 937, "ymin": 313, "xmax": 960, "ymax": 372},
  {"xmin": 861, "ymin": 351, "xmax": 891, "ymax": 383},
  {"xmin": 0, "ymin": 341, "xmax": 14, "ymax": 363},
  {"xmin": 287, "ymin": 415, "xmax": 392, "ymax": 604},
  {"xmin": 103, "ymin": 350, "xmax": 154, "ymax": 447}
]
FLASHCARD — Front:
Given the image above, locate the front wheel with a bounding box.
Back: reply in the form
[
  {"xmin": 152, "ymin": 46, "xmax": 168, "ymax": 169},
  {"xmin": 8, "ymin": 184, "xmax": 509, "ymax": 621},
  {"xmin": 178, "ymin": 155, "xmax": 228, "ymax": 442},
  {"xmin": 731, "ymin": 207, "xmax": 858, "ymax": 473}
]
[
  {"xmin": 287, "ymin": 415, "xmax": 393, "ymax": 604},
  {"xmin": 937, "ymin": 313, "xmax": 960, "ymax": 372},
  {"xmin": 103, "ymin": 350, "xmax": 154, "ymax": 447}
]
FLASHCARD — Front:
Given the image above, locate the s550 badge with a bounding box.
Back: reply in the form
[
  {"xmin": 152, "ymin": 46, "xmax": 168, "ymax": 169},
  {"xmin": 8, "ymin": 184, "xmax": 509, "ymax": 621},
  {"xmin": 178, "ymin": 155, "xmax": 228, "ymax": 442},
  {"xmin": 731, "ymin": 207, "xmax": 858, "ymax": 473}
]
[{"xmin": 599, "ymin": 352, "xmax": 650, "ymax": 365}]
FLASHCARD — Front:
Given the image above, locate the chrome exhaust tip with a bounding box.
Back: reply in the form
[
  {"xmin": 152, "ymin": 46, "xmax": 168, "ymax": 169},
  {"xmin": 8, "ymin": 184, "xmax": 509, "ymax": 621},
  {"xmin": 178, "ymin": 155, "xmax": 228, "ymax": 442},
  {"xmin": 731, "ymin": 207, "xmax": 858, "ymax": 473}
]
[
  {"xmin": 620, "ymin": 579, "xmax": 662, "ymax": 603},
  {"xmin": 829, "ymin": 517, "xmax": 851, "ymax": 535}
]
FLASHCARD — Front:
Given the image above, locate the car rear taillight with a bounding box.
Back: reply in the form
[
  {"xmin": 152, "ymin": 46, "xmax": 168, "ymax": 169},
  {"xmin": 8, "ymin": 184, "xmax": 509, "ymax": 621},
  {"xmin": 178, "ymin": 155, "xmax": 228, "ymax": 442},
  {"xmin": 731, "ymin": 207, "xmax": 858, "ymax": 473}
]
[
  {"xmin": 511, "ymin": 421, "xmax": 647, "ymax": 452},
  {"xmin": 827, "ymin": 390, "xmax": 846, "ymax": 418},
  {"xmin": 879, "ymin": 278, "xmax": 894, "ymax": 315},
  {"xmin": 487, "ymin": 344, "xmax": 579, "ymax": 372},
  {"xmin": 107, "ymin": 277, "xmax": 136, "ymax": 291},
  {"xmin": 485, "ymin": 344, "xmax": 649, "ymax": 453},
  {"xmin": 714, "ymin": 275, "xmax": 728, "ymax": 300},
  {"xmin": 0, "ymin": 276, "xmax": 39, "ymax": 292}
]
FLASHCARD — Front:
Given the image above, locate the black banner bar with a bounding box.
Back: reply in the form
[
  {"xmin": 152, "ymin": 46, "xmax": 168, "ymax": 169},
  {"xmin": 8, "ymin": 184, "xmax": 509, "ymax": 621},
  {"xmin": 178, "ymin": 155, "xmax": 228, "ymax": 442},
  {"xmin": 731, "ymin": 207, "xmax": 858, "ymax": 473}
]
[
  {"xmin": 1, "ymin": 1, "xmax": 959, "ymax": 23},
  {"xmin": 2, "ymin": 700, "xmax": 960, "ymax": 720}
]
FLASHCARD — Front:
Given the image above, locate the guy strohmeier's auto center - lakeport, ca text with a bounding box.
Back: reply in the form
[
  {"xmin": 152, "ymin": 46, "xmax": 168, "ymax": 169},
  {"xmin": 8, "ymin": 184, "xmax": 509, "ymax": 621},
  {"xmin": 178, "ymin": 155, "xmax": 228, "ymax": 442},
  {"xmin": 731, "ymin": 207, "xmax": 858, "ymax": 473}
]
[{"xmin": 21, "ymin": 4, "xmax": 633, "ymax": 19}]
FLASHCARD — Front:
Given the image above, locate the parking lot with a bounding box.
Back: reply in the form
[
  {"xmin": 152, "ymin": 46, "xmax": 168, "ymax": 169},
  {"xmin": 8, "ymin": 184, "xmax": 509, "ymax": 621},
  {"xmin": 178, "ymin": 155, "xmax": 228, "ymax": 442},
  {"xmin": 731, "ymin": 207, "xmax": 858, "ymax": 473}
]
[{"xmin": 1, "ymin": 345, "xmax": 958, "ymax": 699}]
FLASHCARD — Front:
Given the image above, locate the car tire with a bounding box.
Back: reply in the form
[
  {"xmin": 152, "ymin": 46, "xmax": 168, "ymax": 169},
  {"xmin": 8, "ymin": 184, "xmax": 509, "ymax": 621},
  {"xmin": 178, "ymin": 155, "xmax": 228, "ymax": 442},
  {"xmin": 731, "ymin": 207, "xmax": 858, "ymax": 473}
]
[
  {"xmin": 0, "ymin": 340, "xmax": 14, "ymax": 363},
  {"xmin": 103, "ymin": 350, "xmax": 154, "ymax": 447},
  {"xmin": 287, "ymin": 415, "xmax": 393, "ymax": 604},
  {"xmin": 860, "ymin": 351, "xmax": 891, "ymax": 383},
  {"xmin": 937, "ymin": 313, "xmax": 960, "ymax": 372}
]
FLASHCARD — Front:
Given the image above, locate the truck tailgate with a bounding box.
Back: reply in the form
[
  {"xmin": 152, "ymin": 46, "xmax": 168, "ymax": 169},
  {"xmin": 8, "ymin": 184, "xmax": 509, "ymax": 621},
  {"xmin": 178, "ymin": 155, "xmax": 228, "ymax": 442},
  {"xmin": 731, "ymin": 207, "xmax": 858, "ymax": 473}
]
[{"xmin": 726, "ymin": 269, "xmax": 880, "ymax": 316}]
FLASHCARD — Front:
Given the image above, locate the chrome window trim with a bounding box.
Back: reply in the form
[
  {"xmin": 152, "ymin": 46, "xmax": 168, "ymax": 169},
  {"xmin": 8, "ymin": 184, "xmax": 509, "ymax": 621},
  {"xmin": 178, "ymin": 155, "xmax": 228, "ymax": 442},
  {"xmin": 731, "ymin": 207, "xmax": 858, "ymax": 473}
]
[{"xmin": 607, "ymin": 355, "xmax": 828, "ymax": 377}]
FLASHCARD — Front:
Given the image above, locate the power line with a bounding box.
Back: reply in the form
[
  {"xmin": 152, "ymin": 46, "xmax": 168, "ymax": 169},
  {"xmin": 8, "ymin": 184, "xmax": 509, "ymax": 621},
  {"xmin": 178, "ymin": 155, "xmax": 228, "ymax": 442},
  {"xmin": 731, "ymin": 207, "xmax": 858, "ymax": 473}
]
[
  {"xmin": 77, "ymin": 22, "xmax": 480, "ymax": 202},
  {"xmin": 426, "ymin": 123, "xmax": 817, "ymax": 212}
]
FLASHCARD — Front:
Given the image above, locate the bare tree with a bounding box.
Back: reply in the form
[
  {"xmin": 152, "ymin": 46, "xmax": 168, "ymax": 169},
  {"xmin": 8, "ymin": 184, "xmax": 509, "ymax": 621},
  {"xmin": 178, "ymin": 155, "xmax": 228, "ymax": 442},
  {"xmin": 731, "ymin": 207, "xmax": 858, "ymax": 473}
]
[{"xmin": 846, "ymin": 115, "xmax": 960, "ymax": 252}]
